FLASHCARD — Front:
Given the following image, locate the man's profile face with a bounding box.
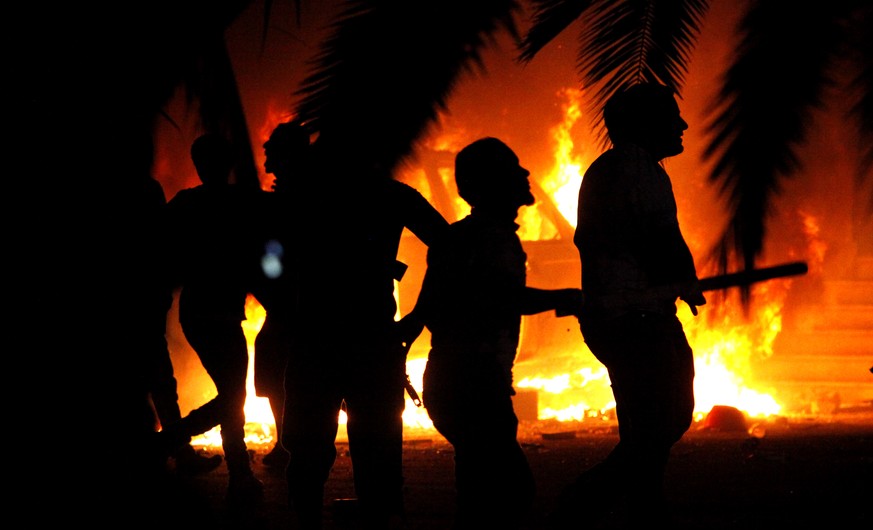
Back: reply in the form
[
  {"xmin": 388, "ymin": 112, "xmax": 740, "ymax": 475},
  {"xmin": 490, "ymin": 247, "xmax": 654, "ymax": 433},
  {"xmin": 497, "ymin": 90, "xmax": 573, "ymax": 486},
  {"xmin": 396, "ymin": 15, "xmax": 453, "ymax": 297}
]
[
  {"xmin": 645, "ymin": 97, "xmax": 688, "ymax": 160},
  {"xmin": 495, "ymin": 150, "xmax": 535, "ymax": 209}
]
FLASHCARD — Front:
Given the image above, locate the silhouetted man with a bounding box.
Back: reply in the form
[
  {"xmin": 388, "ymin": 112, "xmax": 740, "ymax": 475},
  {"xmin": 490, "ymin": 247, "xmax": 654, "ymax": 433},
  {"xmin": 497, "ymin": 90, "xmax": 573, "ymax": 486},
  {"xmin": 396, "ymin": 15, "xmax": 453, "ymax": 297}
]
[
  {"xmin": 250, "ymin": 120, "xmax": 313, "ymax": 470},
  {"xmin": 141, "ymin": 172, "xmax": 223, "ymax": 476},
  {"xmin": 547, "ymin": 82, "xmax": 706, "ymax": 528},
  {"xmin": 407, "ymin": 137, "xmax": 582, "ymax": 529},
  {"xmin": 280, "ymin": 132, "xmax": 449, "ymax": 529},
  {"xmin": 160, "ymin": 132, "xmax": 264, "ymax": 506}
]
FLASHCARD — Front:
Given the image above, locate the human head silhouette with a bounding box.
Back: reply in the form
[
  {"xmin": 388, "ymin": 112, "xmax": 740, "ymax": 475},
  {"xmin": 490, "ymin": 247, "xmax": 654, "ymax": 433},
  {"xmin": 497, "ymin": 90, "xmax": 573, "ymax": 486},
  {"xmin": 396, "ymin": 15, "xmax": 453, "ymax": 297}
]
[
  {"xmin": 455, "ymin": 137, "xmax": 534, "ymax": 213},
  {"xmin": 603, "ymin": 83, "xmax": 688, "ymax": 161},
  {"xmin": 263, "ymin": 121, "xmax": 311, "ymax": 192},
  {"xmin": 191, "ymin": 133, "xmax": 234, "ymax": 186}
]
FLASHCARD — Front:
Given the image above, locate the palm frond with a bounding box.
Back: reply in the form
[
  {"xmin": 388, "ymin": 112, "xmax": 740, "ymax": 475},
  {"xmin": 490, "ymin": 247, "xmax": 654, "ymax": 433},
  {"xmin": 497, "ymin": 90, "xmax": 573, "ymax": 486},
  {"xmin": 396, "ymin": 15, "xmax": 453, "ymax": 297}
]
[
  {"xmin": 181, "ymin": 35, "xmax": 261, "ymax": 189},
  {"xmin": 702, "ymin": 0, "xmax": 845, "ymax": 285},
  {"xmin": 579, "ymin": 0, "xmax": 709, "ymax": 135},
  {"xmin": 293, "ymin": 0, "xmax": 521, "ymax": 176},
  {"xmin": 518, "ymin": 0, "xmax": 595, "ymax": 63},
  {"xmin": 846, "ymin": 1, "xmax": 873, "ymax": 209},
  {"xmin": 519, "ymin": 1, "xmax": 709, "ymax": 142}
]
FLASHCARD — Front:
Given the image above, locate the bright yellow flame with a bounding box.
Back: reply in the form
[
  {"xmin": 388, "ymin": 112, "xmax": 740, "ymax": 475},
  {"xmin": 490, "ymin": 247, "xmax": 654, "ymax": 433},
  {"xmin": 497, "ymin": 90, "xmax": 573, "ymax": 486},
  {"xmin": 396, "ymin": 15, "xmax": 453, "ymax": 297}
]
[
  {"xmin": 517, "ymin": 87, "xmax": 594, "ymax": 241},
  {"xmin": 517, "ymin": 366, "xmax": 615, "ymax": 421},
  {"xmin": 541, "ymin": 87, "xmax": 587, "ymax": 228},
  {"xmin": 679, "ymin": 281, "xmax": 791, "ymax": 419},
  {"xmin": 402, "ymin": 357, "xmax": 433, "ymax": 430},
  {"xmin": 511, "ymin": 282, "xmax": 790, "ymax": 426}
]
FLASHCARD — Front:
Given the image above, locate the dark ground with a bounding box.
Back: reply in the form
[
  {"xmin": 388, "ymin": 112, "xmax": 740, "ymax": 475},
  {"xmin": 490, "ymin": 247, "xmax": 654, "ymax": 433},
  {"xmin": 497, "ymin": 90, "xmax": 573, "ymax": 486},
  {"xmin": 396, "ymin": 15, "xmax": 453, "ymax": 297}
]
[{"xmin": 147, "ymin": 409, "xmax": 873, "ymax": 530}]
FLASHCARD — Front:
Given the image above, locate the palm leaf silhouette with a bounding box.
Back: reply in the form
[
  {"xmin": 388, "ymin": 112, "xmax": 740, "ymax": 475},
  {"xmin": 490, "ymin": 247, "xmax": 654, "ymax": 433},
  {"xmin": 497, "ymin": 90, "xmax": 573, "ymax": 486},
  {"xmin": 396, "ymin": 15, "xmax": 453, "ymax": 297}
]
[
  {"xmin": 703, "ymin": 0, "xmax": 873, "ymax": 295},
  {"xmin": 292, "ymin": 0, "xmax": 521, "ymax": 176},
  {"xmin": 702, "ymin": 1, "xmax": 839, "ymax": 278},
  {"xmin": 520, "ymin": 0, "xmax": 709, "ymax": 140}
]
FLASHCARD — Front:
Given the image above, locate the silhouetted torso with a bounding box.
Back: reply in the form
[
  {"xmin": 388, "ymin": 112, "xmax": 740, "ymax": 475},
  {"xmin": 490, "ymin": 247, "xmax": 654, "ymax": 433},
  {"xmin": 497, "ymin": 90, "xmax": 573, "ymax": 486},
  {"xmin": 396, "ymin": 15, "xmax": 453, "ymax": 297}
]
[
  {"xmin": 295, "ymin": 177, "xmax": 444, "ymax": 339},
  {"xmin": 280, "ymin": 151, "xmax": 448, "ymax": 528},
  {"xmin": 250, "ymin": 120, "xmax": 312, "ymax": 470},
  {"xmin": 168, "ymin": 183, "xmax": 251, "ymax": 324},
  {"xmin": 415, "ymin": 137, "xmax": 581, "ymax": 529},
  {"xmin": 424, "ymin": 213, "xmax": 527, "ymax": 389},
  {"xmin": 575, "ymin": 143, "xmax": 697, "ymax": 317}
]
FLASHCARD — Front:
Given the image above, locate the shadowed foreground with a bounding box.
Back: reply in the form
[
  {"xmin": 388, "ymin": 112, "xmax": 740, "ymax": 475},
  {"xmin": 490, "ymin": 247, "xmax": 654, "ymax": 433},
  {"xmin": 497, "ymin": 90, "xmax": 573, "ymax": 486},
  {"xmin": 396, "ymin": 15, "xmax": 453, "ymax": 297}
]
[{"xmin": 151, "ymin": 411, "xmax": 873, "ymax": 529}]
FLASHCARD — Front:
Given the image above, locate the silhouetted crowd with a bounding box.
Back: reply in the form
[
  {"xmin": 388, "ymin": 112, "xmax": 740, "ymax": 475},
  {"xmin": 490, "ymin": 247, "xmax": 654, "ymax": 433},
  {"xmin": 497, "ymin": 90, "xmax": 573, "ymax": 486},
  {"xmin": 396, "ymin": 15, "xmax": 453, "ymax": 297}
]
[{"xmin": 129, "ymin": 82, "xmax": 704, "ymax": 530}]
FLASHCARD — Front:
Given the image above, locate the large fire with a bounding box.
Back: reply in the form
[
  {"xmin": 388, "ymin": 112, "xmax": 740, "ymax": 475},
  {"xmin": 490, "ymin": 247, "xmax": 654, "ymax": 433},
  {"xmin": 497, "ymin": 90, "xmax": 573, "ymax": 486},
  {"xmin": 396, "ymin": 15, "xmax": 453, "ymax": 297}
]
[{"xmin": 185, "ymin": 89, "xmax": 815, "ymax": 450}]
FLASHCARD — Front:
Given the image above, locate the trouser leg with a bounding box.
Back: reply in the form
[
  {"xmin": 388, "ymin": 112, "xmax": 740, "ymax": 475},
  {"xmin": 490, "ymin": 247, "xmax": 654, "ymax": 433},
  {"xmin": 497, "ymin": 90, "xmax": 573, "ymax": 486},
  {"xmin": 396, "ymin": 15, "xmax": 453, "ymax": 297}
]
[
  {"xmin": 345, "ymin": 358, "xmax": 407, "ymax": 526},
  {"xmin": 283, "ymin": 357, "xmax": 341, "ymax": 529}
]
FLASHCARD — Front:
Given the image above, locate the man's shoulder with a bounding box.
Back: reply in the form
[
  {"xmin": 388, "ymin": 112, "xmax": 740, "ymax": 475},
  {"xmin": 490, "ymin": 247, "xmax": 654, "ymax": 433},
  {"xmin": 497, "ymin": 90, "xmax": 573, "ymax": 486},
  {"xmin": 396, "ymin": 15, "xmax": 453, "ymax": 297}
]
[
  {"xmin": 445, "ymin": 214, "xmax": 504, "ymax": 246},
  {"xmin": 385, "ymin": 178, "xmax": 425, "ymax": 199},
  {"xmin": 450, "ymin": 214, "xmax": 476, "ymax": 230},
  {"xmin": 166, "ymin": 186, "xmax": 200, "ymax": 207},
  {"xmin": 431, "ymin": 216, "xmax": 472, "ymax": 246},
  {"xmin": 592, "ymin": 144, "xmax": 651, "ymax": 167},
  {"xmin": 584, "ymin": 145, "xmax": 657, "ymax": 189}
]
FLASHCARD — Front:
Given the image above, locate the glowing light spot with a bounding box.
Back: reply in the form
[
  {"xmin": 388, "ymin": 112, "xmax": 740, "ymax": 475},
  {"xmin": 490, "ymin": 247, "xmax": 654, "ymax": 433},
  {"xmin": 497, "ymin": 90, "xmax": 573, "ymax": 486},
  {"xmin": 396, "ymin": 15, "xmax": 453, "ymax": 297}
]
[{"xmin": 261, "ymin": 239, "xmax": 284, "ymax": 279}]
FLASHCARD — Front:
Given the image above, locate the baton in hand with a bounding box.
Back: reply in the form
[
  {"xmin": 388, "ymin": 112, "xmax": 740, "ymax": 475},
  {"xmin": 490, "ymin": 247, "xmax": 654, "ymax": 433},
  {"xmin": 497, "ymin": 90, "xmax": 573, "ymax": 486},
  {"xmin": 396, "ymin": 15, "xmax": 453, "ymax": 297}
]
[{"xmin": 556, "ymin": 261, "xmax": 809, "ymax": 316}]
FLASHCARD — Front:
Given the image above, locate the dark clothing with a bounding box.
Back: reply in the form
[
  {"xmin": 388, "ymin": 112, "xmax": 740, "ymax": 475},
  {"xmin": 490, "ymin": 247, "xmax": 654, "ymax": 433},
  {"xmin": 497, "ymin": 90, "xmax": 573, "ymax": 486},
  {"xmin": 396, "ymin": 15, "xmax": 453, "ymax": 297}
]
[
  {"xmin": 281, "ymin": 177, "xmax": 448, "ymax": 528},
  {"xmin": 132, "ymin": 177, "xmax": 179, "ymax": 436},
  {"xmin": 164, "ymin": 182, "xmax": 261, "ymax": 478},
  {"xmin": 420, "ymin": 211, "xmax": 536, "ymax": 529},
  {"xmin": 424, "ymin": 214, "xmax": 527, "ymax": 387},
  {"xmin": 147, "ymin": 306, "xmax": 183, "ymax": 429},
  {"xmin": 577, "ymin": 311, "xmax": 694, "ymax": 509},
  {"xmin": 283, "ymin": 333, "xmax": 408, "ymax": 527},
  {"xmin": 570, "ymin": 142, "xmax": 697, "ymax": 522},
  {"xmin": 251, "ymin": 190, "xmax": 298, "ymax": 454},
  {"xmin": 253, "ymin": 311, "xmax": 293, "ymax": 427},
  {"xmin": 575, "ymin": 144, "xmax": 697, "ymax": 318},
  {"xmin": 295, "ymin": 178, "xmax": 446, "ymax": 331},
  {"xmin": 167, "ymin": 184, "xmax": 254, "ymax": 322},
  {"xmin": 177, "ymin": 315, "xmax": 251, "ymax": 472}
]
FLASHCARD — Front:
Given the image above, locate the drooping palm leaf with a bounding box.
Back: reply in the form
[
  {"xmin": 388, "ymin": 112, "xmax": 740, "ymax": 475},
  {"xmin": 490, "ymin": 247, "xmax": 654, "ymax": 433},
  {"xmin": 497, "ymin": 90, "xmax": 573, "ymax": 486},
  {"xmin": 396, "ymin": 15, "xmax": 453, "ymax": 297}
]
[
  {"xmin": 520, "ymin": 0, "xmax": 708, "ymax": 139},
  {"xmin": 579, "ymin": 0, "xmax": 708, "ymax": 121},
  {"xmin": 293, "ymin": 0, "xmax": 521, "ymax": 176},
  {"xmin": 518, "ymin": 0, "xmax": 595, "ymax": 63},
  {"xmin": 177, "ymin": 32, "xmax": 261, "ymax": 189},
  {"xmin": 702, "ymin": 0, "xmax": 849, "ymax": 291},
  {"xmin": 846, "ymin": 2, "xmax": 873, "ymax": 209}
]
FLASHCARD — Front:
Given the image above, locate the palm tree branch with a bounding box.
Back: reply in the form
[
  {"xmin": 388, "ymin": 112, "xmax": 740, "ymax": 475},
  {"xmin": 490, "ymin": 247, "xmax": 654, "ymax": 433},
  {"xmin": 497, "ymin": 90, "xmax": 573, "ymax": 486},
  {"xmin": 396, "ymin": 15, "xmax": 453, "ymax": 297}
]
[
  {"xmin": 579, "ymin": 0, "xmax": 709, "ymax": 133},
  {"xmin": 293, "ymin": 0, "xmax": 521, "ymax": 176},
  {"xmin": 846, "ymin": 1, "xmax": 873, "ymax": 208},
  {"xmin": 517, "ymin": 0, "xmax": 596, "ymax": 63},
  {"xmin": 702, "ymin": 0, "xmax": 846, "ymax": 279}
]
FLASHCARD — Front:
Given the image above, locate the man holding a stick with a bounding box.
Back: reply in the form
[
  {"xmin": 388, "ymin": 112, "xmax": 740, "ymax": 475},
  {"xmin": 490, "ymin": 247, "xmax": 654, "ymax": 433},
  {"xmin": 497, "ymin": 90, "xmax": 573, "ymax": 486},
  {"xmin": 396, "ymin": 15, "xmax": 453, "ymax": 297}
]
[{"xmin": 548, "ymin": 82, "xmax": 705, "ymax": 528}]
